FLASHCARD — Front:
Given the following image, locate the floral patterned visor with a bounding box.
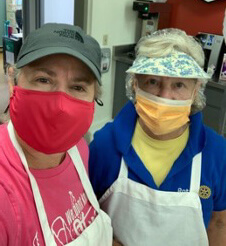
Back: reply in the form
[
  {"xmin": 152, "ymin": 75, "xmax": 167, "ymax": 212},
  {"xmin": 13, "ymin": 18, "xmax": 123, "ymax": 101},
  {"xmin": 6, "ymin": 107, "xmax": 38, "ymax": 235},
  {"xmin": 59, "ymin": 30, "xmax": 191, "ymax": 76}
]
[{"xmin": 126, "ymin": 51, "xmax": 210, "ymax": 79}]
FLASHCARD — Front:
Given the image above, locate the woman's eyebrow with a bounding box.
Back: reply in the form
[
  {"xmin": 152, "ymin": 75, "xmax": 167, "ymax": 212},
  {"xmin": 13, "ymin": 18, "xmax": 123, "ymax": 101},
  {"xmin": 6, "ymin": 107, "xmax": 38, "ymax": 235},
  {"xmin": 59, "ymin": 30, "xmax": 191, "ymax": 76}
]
[
  {"xmin": 72, "ymin": 76, "xmax": 93, "ymax": 84},
  {"xmin": 34, "ymin": 68, "xmax": 56, "ymax": 77},
  {"xmin": 33, "ymin": 68, "xmax": 94, "ymax": 84}
]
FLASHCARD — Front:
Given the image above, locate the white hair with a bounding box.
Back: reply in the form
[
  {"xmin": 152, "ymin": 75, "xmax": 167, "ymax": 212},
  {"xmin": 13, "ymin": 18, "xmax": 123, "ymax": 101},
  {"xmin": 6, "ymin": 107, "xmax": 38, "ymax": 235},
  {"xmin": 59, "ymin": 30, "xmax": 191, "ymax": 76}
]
[{"xmin": 126, "ymin": 28, "xmax": 208, "ymax": 114}]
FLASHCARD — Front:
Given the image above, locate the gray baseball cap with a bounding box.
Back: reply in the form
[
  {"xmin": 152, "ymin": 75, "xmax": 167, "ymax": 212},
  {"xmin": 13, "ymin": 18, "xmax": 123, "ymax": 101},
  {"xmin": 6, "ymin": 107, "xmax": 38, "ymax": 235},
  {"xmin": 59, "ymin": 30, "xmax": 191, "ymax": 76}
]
[{"xmin": 16, "ymin": 23, "xmax": 102, "ymax": 85}]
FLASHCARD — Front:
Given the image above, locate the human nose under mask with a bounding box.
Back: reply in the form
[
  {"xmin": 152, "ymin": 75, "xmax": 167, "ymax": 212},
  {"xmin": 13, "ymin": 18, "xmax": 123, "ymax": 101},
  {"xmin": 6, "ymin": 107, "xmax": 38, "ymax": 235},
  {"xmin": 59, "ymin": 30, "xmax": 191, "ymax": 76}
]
[{"xmin": 135, "ymin": 87, "xmax": 193, "ymax": 136}]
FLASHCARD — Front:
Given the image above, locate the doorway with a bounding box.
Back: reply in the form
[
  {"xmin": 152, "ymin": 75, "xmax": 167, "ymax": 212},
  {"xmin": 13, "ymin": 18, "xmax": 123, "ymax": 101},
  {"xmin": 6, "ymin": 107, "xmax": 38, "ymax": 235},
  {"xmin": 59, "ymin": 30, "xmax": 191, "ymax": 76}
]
[{"xmin": 0, "ymin": 0, "xmax": 23, "ymax": 77}]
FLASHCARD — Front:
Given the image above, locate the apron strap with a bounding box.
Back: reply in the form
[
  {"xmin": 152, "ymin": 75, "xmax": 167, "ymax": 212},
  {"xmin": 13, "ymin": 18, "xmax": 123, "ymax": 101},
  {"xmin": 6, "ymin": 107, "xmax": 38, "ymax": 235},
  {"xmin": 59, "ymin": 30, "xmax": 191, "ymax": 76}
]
[
  {"xmin": 118, "ymin": 158, "xmax": 128, "ymax": 178},
  {"xmin": 68, "ymin": 146, "xmax": 100, "ymax": 212},
  {"xmin": 7, "ymin": 121, "xmax": 57, "ymax": 246},
  {"xmin": 189, "ymin": 152, "xmax": 202, "ymax": 193}
]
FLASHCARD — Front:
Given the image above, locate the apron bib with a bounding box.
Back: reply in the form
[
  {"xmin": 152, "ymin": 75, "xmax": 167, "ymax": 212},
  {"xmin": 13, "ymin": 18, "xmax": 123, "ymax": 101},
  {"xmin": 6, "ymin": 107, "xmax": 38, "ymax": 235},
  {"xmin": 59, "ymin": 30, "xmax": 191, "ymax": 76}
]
[
  {"xmin": 8, "ymin": 121, "xmax": 113, "ymax": 246},
  {"xmin": 100, "ymin": 152, "xmax": 209, "ymax": 246}
]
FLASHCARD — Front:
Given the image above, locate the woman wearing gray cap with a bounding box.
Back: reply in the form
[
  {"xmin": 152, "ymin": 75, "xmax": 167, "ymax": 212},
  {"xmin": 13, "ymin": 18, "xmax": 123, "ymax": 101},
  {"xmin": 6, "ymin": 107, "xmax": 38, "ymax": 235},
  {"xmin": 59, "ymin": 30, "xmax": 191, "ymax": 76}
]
[
  {"xmin": 0, "ymin": 23, "xmax": 113, "ymax": 246},
  {"xmin": 89, "ymin": 28, "xmax": 226, "ymax": 246}
]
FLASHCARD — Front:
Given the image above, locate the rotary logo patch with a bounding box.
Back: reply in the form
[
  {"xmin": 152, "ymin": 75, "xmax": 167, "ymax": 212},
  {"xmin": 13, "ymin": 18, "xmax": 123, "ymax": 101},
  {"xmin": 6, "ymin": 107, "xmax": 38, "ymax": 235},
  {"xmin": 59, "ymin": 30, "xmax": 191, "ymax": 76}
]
[{"xmin": 199, "ymin": 185, "xmax": 211, "ymax": 199}]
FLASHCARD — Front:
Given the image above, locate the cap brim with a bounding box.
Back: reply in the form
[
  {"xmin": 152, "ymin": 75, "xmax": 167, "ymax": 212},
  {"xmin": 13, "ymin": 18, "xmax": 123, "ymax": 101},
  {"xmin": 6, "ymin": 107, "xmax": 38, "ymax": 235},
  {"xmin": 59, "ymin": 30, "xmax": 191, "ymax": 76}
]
[
  {"xmin": 126, "ymin": 68, "xmax": 210, "ymax": 80},
  {"xmin": 16, "ymin": 47, "xmax": 102, "ymax": 85},
  {"xmin": 126, "ymin": 53, "xmax": 211, "ymax": 80}
]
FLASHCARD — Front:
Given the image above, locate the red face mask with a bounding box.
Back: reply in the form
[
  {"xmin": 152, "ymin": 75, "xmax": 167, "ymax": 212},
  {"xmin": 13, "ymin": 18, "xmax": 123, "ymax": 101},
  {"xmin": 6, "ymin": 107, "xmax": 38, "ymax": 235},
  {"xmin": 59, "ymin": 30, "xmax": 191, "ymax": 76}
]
[{"xmin": 10, "ymin": 86, "xmax": 94, "ymax": 154}]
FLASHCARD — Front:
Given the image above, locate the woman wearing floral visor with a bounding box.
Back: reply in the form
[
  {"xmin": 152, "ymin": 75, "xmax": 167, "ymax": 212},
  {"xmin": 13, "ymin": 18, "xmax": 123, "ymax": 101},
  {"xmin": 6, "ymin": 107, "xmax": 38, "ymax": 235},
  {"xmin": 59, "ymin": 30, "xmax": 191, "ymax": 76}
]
[{"xmin": 89, "ymin": 28, "xmax": 226, "ymax": 246}]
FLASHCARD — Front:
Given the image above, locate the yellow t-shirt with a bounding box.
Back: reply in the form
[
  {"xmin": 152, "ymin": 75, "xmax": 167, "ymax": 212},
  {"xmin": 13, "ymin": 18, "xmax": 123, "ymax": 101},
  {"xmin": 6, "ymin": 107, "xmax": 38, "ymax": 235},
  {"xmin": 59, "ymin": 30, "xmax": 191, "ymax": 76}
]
[{"xmin": 132, "ymin": 121, "xmax": 189, "ymax": 187}]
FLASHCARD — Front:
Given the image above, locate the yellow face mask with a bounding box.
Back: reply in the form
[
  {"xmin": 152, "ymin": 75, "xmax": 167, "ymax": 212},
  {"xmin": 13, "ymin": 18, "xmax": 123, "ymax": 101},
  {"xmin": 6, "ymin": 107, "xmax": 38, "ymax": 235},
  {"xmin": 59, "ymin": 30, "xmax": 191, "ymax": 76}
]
[{"xmin": 135, "ymin": 88, "xmax": 193, "ymax": 136}]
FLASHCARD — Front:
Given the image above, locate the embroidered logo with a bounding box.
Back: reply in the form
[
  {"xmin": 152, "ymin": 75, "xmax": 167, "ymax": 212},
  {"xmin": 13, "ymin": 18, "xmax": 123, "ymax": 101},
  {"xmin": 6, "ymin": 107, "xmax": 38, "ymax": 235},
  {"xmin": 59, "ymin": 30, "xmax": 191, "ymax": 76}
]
[
  {"xmin": 178, "ymin": 188, "xmax": 189, "ymax": 192},
  {"xmin": 199, "ymin": 185, "xmax": 211, "ymax": 199},
  {"xmin": 53, "ymin": 29, "xmax": 84, "ymax": 43}
]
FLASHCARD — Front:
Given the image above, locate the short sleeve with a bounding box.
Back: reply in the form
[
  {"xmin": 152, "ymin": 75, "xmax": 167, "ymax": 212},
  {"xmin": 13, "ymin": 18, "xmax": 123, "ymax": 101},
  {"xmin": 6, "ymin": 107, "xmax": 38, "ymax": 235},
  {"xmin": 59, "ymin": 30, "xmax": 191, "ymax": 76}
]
[{"xmin": 212, "ymin": 140, "xmax": 226, "ymax": 212}]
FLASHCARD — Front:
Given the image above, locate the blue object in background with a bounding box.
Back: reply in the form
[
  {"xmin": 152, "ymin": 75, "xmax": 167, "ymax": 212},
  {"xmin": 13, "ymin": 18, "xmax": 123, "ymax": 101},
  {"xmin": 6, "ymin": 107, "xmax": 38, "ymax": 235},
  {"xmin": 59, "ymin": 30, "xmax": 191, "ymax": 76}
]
[{"xmin": 4, "ymin": 20, "xmax": 10, "ymax": 37}]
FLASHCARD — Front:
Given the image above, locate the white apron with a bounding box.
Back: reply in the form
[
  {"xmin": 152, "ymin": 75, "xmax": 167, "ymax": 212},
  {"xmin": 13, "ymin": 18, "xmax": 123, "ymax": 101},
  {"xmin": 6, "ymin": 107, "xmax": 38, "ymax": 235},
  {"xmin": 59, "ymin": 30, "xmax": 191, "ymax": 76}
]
[
  {"xmin": 8, "ymin": 121, "xmax": 113, "ymax": 246},
  {"xmin": 100, "ymin": 152, "xmax": 209, "ymax": 246}
]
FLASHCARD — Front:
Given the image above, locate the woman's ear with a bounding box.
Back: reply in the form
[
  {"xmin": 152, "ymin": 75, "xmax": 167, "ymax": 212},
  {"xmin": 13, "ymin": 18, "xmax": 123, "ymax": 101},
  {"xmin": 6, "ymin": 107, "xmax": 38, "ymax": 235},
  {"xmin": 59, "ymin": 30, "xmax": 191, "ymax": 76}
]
[
  {"xmin": 192, "ymin": 80, "xmax": 202, "ymax": 101},
  {"xmin": 9, "ymin": 82, "xmax": 14, "ymax": 97},
  {"xmin": 7, "ymin": 66, "xmax": 15, "ymax": 97},
  {"xmin": 133, "ymin": 75, "xmax": 138, "ymax": 91}
]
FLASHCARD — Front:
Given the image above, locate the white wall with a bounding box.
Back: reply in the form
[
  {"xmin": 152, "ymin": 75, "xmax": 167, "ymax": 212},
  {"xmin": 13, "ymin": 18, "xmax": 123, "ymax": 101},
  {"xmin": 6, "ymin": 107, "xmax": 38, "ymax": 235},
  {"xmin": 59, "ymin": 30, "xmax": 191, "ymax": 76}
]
[{"xmin": 87, "ymin": 0, "xmax": 140, "ymax": 135}]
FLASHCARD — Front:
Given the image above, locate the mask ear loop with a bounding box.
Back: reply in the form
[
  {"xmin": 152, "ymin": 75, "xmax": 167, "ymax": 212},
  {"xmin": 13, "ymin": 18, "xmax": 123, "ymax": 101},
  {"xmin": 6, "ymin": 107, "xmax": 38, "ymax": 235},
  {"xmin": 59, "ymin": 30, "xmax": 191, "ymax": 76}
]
[
  {"xmin": 133, "ymin": 77, "xmax": 139, "ymax": 105},
  {"xmin": 191, "ymin": 81, "xmax": 200, "ymax": 103},
  {"xmin": 4, "ymin": 105, "xmax": 9, "ymax": 114},
  {"xmin": 95, "ymin": 98, "xmax": 104, "ymax": 106},
  {"xmin": 1, "ymin": 73, "xmax": 11, "ymax": 114}
]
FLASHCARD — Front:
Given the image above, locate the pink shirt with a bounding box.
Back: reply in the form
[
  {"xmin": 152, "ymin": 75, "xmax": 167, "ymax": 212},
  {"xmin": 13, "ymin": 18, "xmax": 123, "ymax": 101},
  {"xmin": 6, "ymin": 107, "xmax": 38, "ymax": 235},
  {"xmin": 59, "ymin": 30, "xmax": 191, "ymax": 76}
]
[{"xmin": 0, "ymin": 123, "xmax": 96, "ymax": 246}]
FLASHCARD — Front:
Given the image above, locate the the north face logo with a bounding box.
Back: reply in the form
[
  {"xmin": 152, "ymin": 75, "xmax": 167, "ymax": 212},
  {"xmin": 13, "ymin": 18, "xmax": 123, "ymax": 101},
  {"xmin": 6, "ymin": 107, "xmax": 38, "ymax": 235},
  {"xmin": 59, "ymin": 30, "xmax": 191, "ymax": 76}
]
[{"xmin": 54, "ymin": 29, "xmax": 84, "ymax": 43}]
